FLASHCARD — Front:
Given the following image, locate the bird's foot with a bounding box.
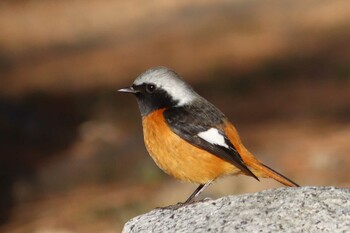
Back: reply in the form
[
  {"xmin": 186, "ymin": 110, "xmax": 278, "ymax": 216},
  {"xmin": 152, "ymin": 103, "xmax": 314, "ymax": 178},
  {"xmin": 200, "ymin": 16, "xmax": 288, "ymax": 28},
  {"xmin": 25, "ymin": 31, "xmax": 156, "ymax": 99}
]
[{"xmin": 156, "ymin": 198, "xmax": 211, "ymax": 210}]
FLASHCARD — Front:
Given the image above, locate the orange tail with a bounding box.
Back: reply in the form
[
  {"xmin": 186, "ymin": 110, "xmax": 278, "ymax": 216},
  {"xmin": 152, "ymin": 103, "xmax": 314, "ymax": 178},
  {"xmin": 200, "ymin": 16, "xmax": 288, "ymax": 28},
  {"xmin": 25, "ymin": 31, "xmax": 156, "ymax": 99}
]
[
  {"xmin": 222, "ymin": 120, "xmax": 299, "ymax": 187},
  {"xmin": 249, "ymin": 162, "xmax": 299, "ymax": 187}
]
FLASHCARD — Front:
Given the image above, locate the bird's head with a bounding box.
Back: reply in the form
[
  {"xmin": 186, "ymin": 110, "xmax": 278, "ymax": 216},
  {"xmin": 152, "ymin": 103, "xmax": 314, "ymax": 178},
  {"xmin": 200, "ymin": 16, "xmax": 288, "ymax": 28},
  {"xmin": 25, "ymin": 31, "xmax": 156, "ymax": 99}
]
[{"xmin": 118, "ymin": 67, "xmax": 199, "ymax": 116}]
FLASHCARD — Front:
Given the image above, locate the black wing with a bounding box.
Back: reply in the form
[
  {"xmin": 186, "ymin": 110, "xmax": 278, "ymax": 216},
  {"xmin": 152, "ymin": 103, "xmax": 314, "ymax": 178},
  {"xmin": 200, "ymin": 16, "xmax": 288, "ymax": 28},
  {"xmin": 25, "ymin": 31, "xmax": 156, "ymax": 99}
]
[{"xmin": 163, "ymin": 100, "xmax": 258, "ymax": 180}]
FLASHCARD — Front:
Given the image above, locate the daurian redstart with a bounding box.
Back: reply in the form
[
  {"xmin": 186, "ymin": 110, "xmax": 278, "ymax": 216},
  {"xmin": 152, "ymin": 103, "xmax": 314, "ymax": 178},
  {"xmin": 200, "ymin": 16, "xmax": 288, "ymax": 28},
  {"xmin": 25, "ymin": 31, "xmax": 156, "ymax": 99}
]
[{"xmin": 119, "ymin": 67, "xmax": 299, "ymax": 205}]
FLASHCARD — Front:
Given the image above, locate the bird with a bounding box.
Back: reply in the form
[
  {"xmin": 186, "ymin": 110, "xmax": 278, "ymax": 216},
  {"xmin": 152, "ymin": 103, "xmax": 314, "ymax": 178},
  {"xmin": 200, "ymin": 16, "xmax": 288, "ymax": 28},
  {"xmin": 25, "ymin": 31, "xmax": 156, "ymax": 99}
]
[{"xmin": 118, "ymin": 67, "xmax": 299, "ymax": 205}]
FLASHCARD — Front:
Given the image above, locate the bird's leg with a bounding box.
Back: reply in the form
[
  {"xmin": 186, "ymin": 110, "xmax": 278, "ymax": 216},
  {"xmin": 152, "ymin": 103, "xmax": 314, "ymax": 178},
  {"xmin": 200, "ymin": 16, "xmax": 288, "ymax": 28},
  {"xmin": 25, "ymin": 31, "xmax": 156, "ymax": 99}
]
[
  {"xmin": 159, "ymin": 181, "xmax": 213, "ymax": 210},
  {"xmin": 184, "ymin": 181, "xmax": 212, "ymax": 204}
]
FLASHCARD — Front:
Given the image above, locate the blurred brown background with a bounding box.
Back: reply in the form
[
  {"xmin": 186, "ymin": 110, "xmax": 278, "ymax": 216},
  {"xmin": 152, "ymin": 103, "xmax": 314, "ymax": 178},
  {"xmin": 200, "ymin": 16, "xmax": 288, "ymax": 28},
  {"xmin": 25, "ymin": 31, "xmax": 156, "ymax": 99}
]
[{"xmin": 0, "ymin": 0, "xmax": 350, "ymax": 232}]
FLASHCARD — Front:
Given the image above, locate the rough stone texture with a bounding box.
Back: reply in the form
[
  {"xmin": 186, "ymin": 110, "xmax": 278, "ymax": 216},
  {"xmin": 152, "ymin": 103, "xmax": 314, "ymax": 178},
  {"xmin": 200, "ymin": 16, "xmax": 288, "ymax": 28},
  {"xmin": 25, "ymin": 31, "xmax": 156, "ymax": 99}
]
[{"xmin": 122, "ymin": 186, "xmax": 350, "ymax": 233}]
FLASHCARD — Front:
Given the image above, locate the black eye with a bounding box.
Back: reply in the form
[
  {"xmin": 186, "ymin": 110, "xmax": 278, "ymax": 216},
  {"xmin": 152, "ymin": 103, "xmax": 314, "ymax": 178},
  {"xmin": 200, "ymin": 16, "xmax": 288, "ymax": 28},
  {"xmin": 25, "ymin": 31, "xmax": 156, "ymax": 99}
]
[{"xmin": 145, "ymin": 84, "xmax": 156, "ymax": 94}]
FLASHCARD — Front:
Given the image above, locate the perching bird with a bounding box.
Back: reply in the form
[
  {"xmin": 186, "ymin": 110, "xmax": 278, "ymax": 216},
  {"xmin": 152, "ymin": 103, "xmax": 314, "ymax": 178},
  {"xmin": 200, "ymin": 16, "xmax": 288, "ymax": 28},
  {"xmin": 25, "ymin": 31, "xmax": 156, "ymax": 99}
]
[{"xmin": 118, "ymin": 67, "xmax": 299, "ymax": 205}]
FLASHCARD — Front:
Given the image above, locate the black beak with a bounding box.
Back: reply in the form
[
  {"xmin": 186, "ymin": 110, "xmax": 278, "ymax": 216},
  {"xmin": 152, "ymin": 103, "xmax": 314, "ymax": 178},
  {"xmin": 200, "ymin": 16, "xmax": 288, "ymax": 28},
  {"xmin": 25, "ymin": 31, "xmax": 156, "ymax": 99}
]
[{"xmin": 118, "ymin": 86, "xmax": 138, "ymax": 94}]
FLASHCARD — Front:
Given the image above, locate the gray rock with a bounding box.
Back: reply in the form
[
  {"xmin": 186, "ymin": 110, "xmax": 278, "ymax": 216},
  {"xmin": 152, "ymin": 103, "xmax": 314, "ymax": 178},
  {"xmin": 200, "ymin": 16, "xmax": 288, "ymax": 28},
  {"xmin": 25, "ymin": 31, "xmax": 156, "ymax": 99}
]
[{"xmin": 122, "ymin": 186, "xmax": 350, "ymax": 233}]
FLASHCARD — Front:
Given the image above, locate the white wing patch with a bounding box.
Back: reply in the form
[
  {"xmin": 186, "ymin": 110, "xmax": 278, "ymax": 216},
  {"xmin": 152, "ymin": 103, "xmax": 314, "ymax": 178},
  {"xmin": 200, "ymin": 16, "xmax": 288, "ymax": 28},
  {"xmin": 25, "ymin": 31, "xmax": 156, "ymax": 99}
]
[{"xmin": 197, "ymin": 128, "xmax": 229, "ymax": 149}]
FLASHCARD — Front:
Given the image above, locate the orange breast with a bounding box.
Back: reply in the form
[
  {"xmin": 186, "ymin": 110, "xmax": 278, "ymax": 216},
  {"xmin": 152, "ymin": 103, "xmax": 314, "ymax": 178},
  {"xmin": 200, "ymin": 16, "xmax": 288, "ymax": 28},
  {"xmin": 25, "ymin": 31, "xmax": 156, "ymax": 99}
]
[{"xmin": 142, "ymin": 109, "xmax": 241, "ymax": 184}]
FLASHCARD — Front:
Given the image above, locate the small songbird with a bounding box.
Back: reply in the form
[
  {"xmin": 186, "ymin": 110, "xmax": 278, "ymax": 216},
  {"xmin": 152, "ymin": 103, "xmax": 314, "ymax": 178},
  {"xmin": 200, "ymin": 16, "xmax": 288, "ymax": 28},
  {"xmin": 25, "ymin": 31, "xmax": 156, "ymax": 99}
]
[{"xmin": 118, "ymin": 67, "xmax": 299, "ymax": 205}]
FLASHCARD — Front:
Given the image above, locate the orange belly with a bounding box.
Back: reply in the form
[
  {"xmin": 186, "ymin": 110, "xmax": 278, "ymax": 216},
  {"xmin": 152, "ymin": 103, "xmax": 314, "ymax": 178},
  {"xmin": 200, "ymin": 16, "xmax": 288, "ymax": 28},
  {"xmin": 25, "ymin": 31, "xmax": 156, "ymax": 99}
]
[{"xmin": 142, "ymin": 109, "xmax": 241, "ymax": 184}]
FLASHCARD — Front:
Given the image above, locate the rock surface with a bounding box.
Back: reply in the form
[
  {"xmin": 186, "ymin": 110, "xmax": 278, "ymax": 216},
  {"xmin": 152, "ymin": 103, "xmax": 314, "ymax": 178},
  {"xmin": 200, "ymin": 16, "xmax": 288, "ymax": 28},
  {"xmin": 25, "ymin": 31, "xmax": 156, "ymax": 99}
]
[{"xmin": 122, "ymin": 186, "xmax": 350, "ymax": 233}]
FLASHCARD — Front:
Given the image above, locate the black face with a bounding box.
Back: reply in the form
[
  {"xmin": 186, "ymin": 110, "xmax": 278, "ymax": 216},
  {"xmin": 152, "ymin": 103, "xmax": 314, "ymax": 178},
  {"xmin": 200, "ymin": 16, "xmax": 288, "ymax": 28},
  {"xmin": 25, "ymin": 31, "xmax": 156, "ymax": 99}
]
[{"xmin": 132, "ymin": 83, "xmax": 178, "ymax": 116}]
